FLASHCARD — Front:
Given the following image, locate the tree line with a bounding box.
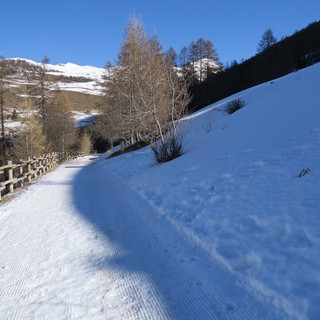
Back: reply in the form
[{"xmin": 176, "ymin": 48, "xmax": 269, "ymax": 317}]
[
  {"xmin": 0, "ymin": 57, "xmax": 91, "ymax": 165},
  {"xmin": 189, "ymin": 21, "xmax": 320, "ymax": 111}
]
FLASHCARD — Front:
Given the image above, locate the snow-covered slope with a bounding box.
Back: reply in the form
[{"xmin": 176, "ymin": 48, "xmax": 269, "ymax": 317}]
[
  {"xmin": 7, "ymin": 58, "xmax": 102, "ymax": 78},
  {"xmin": 7, "ymin": 58, "xmax": 105, "ymax": 95},
  {"xmin": 103, "ymin": 63, "xmax": 320, "ymax": 320}
]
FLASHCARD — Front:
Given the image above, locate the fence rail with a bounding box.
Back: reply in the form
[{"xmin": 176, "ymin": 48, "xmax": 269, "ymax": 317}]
[{"xmin": 0, "ymin": 152, "xmax": 83, "ymax": 201}]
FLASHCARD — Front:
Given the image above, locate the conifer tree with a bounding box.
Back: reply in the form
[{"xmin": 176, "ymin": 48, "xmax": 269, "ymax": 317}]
[{"xmin": 257, "ymin": 29, "xmax": 277, "ymax": 53}]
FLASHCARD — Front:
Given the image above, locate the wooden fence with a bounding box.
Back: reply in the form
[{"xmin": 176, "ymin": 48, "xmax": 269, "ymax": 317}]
[{"xmin": 0, "ymin": 152, "xmax": 83, "ymax": 201}]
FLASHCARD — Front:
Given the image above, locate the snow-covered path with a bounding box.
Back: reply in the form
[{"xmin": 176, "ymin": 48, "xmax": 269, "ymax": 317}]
[{"xmin": 0, "ymin": 157, "xmax": 286, "ymax": 319}]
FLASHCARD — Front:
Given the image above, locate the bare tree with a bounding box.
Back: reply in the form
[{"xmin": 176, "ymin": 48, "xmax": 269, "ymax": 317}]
[
  {"xmin": 0, "ymin": 56, "xmax": 7, "ymax": 164},
  {"xmin": 101, "ymin": 17, "xmax": 148, "ymax": 146},
  {"xmin": 44, "ymin": 90, "xmax": 76, "ymax": 154},
  {"xmin": 37, "ymin": 56, "xmax": 51, "ymax": 130},
  {"xmin": 101, "ymin": 16, "xmax": 190, "ymax": 162},
  {"xmin": 11, "ymin": 86, "xmax": 47, "ymax": 160},
  {"xmin": 163, "ymin": 54, "xmax": 190, "ymax": 137}
]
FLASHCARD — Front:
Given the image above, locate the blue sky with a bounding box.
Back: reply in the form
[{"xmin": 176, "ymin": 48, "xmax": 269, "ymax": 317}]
[{"xmin": 1, "ymin": 0, "xmax": 319, "ymax": 68}]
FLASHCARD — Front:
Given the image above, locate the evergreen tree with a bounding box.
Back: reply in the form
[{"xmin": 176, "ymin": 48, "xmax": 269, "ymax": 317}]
[{"xmin": 257, "ymin": 29, "xmax": 277, "ymax": 53}]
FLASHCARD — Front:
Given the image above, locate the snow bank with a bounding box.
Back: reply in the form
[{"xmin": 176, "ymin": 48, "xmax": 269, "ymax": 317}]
[{"xmin": 103, "ymin": 63, "xmax": 320, "ymax": 320}]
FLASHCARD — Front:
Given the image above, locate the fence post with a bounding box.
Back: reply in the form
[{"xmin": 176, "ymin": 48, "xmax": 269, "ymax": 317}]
[
  {"xmin": 27, "ymin": 157, "xmax": 32, "ymax": 182},
  {"xmin": 7, "ymin": 160, "xmax": 14, "ymax": 194},
  {"xmin": 34, "ymin": 158, "xmax": 38, "ymax": 178},
  {"xmin": 43, "ymin": 154, "xmax": 47, "ymax": 172},
  {"xmin": 19, "ymin": 160, "xmax": 24, "ymax": 187}
]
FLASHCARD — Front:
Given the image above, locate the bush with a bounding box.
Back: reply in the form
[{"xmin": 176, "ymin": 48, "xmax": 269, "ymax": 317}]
[
  {"xmin": 224, "ymin": 98, "xmax": 246, "ymax": 115},
  {"xmin": 151, "ymin": 131, "xmax": 183, "ymax": 164},
  {"xmin": 11, "ymin": 110, "xmax": 19, "ymax": 120}
]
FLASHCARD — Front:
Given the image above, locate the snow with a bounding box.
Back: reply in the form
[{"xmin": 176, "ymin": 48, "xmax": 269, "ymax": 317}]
[
  {"xmin": 8, "ymin": 58, "xmax": 104, "ymax": 80},
  {"xmin": 102, "ymin": 63, "xmax": 320, "ymax": 319},
  {"xmin": 1, "ymin": 63, "xmax": 320, "ymax": 319},
  {"xmin": 56, "ymin": 81, "xmax": 103, "ymax": 96},
  {"xmin": 0, "ymin": 157, "xmax": 283, "ymax": 319},
  {"xmin": 7, "ymin": 58, "xmax": 105, "ymax": 96},
  {"xmin": 48, "ymin": 62, "xmax": 104, "ymax": 80},
  {"xmin": 73, "ymin": 110, "xmax": 99, "ymax": 127}
]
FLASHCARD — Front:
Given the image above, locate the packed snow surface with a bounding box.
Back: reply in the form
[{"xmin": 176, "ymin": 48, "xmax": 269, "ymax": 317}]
[
  {"xmin": 1, "ymin": 63, "xmax": 320, "ymax": 319},
  {"xmin": 0, "ymin": 157, "xmax": 283, "ymax": 319}
]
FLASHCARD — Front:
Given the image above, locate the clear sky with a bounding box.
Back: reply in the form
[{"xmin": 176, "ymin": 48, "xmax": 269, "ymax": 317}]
[{"xmin": 1, "ymin": 0, "xmax": 319, "ymax": 68}]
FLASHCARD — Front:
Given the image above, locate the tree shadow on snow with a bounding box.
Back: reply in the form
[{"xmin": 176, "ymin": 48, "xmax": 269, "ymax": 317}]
[
  {"xmin": 71, "ymin": 160, "xmax": 282, "ymax": 320},
  {"xmin": 71, "ymin": 160, "xmax": 226, "ymax": 319}
]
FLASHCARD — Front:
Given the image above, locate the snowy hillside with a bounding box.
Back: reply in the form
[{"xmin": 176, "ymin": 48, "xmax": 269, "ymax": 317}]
[
  {"xmin": 103, "ymin": 63, "xmax": 320, "ymax": 319},
  {"xmin": 7, "ymin": 58, "xmax": 105, "ymax": 95}
]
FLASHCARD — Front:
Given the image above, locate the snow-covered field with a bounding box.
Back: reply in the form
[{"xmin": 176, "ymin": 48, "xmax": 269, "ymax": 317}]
[{"xmin": 0, "ymin": 63, "xmax": 319, "ymax": 319}]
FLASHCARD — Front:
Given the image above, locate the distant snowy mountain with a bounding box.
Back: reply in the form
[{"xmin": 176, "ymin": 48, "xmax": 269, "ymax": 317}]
[
  {"xmin": 6, "ymin": 58, "xmax": 105, "ymax": 96},
  {"xmin": 1, "ymin": 58, "xmax": 105, "ymax": 130}
]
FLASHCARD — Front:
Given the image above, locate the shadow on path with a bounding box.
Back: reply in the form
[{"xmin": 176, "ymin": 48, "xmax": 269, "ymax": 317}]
[{"xmin": 71, "ymin": 158, "xmax": 283, "ymax": 320}]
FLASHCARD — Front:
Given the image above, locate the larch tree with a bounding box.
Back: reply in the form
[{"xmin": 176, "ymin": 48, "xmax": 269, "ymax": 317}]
[
  {"xmin": 0, "ymin": 56, "xmax": 8, "ymax": 164},
  {"xmin": 196, "ymin": 38, "xmax": 205, "ymax": 82},
  {"xmin": 102, "ymin": 17, "xmax": 149, "ymax": 147},
  {"xmin": 99, "ymin": 62, "xmax": 128, "ymax": 148},
  {"xmin": 44, "ymin": 90, "xmax": 76, "ymax": 154},
  {"xmin": 11, "ymin": 86, "xmax": 47, "ymax": 160},
  {"xmin": 257, "ymin": 29, "xmax": 277, "ymax": 53},
  {"xmin": 101, "ymin": 16, "xmax": 190, "ymax": 162},
  {"xmin": 36, "ymin": 56, "xmax": 52, "ymax": 131},
  {"xmin": 179, "ymin": 38, "xmax": 222, "ymax": 83}
]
